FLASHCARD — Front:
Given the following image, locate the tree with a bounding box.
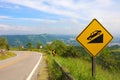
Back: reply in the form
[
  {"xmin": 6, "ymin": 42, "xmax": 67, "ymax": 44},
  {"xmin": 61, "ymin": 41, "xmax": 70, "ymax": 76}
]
[
  {"xmin": 97, "ymin": 47, "xmax": 117, "ymax": 70},
  {"xmin": 62, "ymin": 46, "xmax": 82, "ymax": 57},
  {"xmin": 26, "ymin": 42, "xmax": 32, "ymax": 49},
  {"xmin": 36, "ymin": 42, "xmax": 42, "ymax": 49},
  {"xmin": 48, "ymin": 40, "xmax": 67, "ymax": 56},
  {"xmin": 0, "ymin": 37, "xmax": 9, "ymax": 50},
  {"xmin": 6, "ymin": 44, "xmax": 10, "ymax": 50}
]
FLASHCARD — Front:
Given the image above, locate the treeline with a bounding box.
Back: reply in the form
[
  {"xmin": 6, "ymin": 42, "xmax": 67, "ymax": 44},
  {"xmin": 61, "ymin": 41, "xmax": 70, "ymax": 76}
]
[
  {"xmin": 45, "ymin": 40, "xmax": 120, "ymax": 71},
  {"xmin": 13, "ymin": 41, "xmax": 43, "ymax": 51},
  {"xmin": 0, "ymin": 37, "xmax": 10, "ymax": 51},
  {"xmin": 1, "ymin": 34, "xmax": 77, "ymax": 47},
  {"xmin": 0, "ymin": 37, "xmax": 43, "ymax": 51}
]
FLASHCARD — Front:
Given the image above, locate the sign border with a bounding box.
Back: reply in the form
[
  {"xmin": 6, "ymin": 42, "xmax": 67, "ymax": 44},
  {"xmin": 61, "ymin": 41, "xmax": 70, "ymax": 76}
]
[{"xmin": 76, "ymin": 18, "xmax": 113, "ymax": 57}]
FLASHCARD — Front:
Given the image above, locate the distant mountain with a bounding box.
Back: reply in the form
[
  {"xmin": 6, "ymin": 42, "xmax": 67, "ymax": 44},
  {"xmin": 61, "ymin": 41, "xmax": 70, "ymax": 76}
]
[
  {"xmin": 0, "ymin": 34, "xmax": 119, "ymax": 47},
  {"xmin": 0, "ymin": 34, "xmax": 78, "ymax": 47}
]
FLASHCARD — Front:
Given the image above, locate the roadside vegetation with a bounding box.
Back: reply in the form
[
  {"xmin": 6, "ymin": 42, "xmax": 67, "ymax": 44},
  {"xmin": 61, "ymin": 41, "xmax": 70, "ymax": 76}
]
[
  {"xmin": 0, "ymin": 37, "xmax": 16, "ymax": 60},
  {"xmin": 0, "ymin": 51, "xmax": 16, "ymax": 60},
  {"xmin": 45, "ymin": 40, "xmax": 120, "ymax": 80},
  {"xmin": 0, "ymin": 37, "xmax": 10, "ymax": 50},
  {"xmin": 55, "ymin": 57, "xmax": 120, "ymax": 80}
]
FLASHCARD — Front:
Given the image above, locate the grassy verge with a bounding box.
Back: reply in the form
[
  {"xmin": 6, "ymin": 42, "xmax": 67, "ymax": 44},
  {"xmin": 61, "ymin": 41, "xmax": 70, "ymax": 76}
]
[
  {"xmin": 47, "ymin": 55, "xmax": 120, "ymax": 80},
  {"xmin": 46, "ymin": 55, "xmax": 63, "ymax": 80},
  {"xmin": 0, "ymin": 51, "xmax": 16, "ymax": 60},
  {"xmin": 57, "ymin": 57, "xmax": 120, "ymax": 80}
]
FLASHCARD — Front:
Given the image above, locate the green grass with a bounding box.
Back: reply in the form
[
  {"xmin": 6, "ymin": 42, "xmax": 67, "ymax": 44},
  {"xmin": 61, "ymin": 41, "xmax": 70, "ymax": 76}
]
[
  {"xmin": 0, "ymin": 51, "xmax": 16, "ymax": 60},
  {"xmin": 47, "ymin": 55, "xmax": 120, "ymax": 80},
  {"xmin": 56, "ymin": 57, "xmax": 120, "ymax": 80},
  {"xmin": 46, "ymin": 55, "xmax": 64, "ymax": 80}
]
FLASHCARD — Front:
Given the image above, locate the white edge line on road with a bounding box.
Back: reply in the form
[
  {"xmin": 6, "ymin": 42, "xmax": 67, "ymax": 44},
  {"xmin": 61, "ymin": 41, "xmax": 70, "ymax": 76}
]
[{"xmin": 26, "ymin": 53, "xmax": 42, "ymax": 80}]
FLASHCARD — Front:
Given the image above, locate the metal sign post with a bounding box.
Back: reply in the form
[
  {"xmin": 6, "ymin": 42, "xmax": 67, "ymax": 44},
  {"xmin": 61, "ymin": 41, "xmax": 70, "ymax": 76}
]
[{"xmin": 92, "ymin": 57, "xmax": 96, "ymax": 77}]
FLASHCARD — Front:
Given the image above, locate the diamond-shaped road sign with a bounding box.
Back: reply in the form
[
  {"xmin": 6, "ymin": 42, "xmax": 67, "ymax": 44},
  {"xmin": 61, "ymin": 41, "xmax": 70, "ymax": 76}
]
[{"xmin": 76, "ymin": 19, "xmax": 113, "ymax": 57}]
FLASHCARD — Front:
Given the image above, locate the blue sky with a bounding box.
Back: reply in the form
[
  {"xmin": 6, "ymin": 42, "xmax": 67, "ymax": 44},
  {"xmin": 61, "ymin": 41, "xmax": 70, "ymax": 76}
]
[{"xmin": 0, "ymin": 0, "xmax": 120, "ymax": 35}]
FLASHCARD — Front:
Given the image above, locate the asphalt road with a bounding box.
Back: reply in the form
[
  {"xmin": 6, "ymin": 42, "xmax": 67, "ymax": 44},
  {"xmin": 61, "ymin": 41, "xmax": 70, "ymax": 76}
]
[{"xmin": 0, "ymin": 51, "xmax": 42, "ymax": 80}]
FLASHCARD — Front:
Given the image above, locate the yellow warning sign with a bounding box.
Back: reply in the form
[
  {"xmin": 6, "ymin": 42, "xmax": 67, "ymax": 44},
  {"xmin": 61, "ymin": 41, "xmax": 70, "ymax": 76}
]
[{"xmin": 76, "ymin": 19, "xmax": 113, "ymax": 57}]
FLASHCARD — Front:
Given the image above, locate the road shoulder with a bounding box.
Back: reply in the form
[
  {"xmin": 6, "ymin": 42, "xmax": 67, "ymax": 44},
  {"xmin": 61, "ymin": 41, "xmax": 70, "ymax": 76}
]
[{"xmin": 37, "ymin": 55, "xmax": 49, "ymax": 80}]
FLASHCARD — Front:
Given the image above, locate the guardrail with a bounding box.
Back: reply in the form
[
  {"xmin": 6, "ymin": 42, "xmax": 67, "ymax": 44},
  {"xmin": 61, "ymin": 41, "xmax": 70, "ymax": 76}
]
[{"xmin": 54, "ymin": 59, "xmax": 75, "ymax": 80}]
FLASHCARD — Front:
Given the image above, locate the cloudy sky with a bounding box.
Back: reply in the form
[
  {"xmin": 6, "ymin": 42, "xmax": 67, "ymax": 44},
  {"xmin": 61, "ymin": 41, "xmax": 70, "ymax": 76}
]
[{"xmin": 0, "ymin": 0, "xmax": 120, "ymax": 36}]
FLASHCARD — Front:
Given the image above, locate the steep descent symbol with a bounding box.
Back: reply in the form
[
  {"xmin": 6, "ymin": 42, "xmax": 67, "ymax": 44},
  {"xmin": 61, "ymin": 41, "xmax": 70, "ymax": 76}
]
[{"xmin": 87, "ymin": 30, "xmax": 103, "ymax": 43}]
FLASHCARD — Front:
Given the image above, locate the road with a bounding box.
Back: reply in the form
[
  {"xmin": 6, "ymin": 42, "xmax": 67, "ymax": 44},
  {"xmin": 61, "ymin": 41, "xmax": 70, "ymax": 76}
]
[{"xmin": 0, "ymin": 51, "xmax": 42, "ymax": 80}]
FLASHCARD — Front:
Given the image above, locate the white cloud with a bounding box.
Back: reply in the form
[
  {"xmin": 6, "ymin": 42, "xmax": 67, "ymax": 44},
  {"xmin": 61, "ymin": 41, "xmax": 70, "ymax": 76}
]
[
  {"xmin": 2, "ymin": 0, "xmax": 119, "ymax": 20},
  {"xmin": 18, "ymin": 18, "xmax": 58, "ymax": 23},
  {"xmin": 0, "ymin": 1, "xmax": 20, "ymax": 9},
  {"xmin": 0, "ymin": 15, "xmax": 58, "ymax": 24},
  {"xmin": 0, "ymin": 24, "xmax": 28, "ymax": 31},
  {"xmin": 0, "ymin": 15, "xmax": 82, "ymax": 27},
  {"xmin": 0, "ymin": 16, "xmax": 11, "ymax": 19},
  {"xmin": 0, "ymin": 21, "xmax": 83, "ymax": 35},
  {"xmin": 1, "ymin": 0, "xmax": 87, "ymax": 19},
  {"xmin": 0, "ymin": 0, "xmax": 120, "ymax": 35},
  {"xmin": 0, "ymin": 24, "xmax": 42, "ymax": 35}
]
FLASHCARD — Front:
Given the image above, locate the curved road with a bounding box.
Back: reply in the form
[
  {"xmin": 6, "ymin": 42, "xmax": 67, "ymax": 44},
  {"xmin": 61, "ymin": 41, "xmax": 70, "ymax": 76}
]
[{"xmin": 0, "ymin": 51, "xmax": 42, "ymax": 80}]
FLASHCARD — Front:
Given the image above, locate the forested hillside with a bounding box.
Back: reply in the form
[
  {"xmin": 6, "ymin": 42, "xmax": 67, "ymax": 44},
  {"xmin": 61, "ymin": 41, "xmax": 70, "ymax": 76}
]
[{"xmin": 0, "ymin": 34, "xmax": 77, "ymax": 47}]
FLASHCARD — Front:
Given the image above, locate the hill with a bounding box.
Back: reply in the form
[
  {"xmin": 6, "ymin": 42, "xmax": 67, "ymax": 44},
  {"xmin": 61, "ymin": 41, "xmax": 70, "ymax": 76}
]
[
  {"xmin": 0, "ymin": 34, "xmax": 77, "ymax": 47},
  {"xmin": 0, "ymin": 34, "xmax": 119, "ymax": 47}
]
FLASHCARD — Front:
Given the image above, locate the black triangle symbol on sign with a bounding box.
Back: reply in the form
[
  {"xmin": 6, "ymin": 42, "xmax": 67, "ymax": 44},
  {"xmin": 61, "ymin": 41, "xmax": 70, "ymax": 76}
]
[{"xmin": 88, "ymin": 34, "xmax": 103, "ymax": 43}]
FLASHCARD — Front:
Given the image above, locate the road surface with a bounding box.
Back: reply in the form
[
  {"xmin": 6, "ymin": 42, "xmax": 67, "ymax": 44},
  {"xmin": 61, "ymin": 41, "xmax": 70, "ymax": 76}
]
[{"xmin": 0, "ymin": 51, "xmax": 42, "ymax": 80}]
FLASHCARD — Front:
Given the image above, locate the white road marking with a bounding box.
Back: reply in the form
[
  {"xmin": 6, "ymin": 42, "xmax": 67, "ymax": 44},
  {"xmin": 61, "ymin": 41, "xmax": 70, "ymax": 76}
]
[{"xmin": 26, "ymin": 53, "xmax": 42, "ymax": 80}]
